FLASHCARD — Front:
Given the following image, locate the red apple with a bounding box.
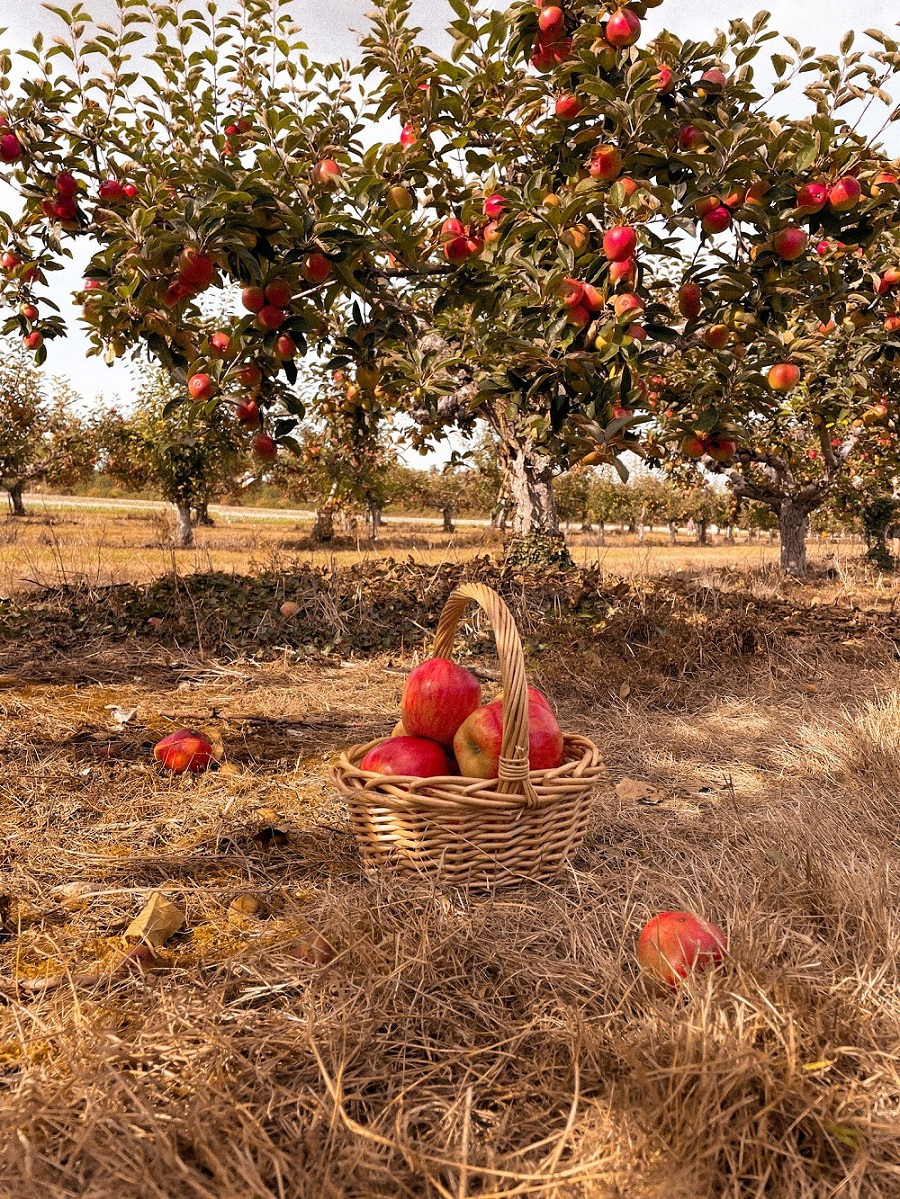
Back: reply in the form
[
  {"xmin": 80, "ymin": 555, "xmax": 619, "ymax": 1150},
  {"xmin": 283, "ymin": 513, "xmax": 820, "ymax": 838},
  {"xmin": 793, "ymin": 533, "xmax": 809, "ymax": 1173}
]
[
  {"xmin": 767, "ymin": 362, "xmax": 801, "ymax": 391},
  {"xmin": 795, "ymin": 181, "xmax": 828, "ymax": 214},
  {"xmin": 241, "ymin": 285, "xmax": 266, "ymax": 313},
  {"xmin": 443, "ymin": 235, "xmax": 473, "ymax": 265},
  {"xmin": 209, "ymin": 332, "xmax": 231, "ymax": 358},
  {"xmin": 567, "ymin": 303, "xmax": 590, "ymax": 329},
  {"xmin": 605, "ymin": 9, "xmax": 641, "ymax": 47},
  {"xmin": 235, "ymin": 399, "xmax": 261, "ymax": 427},
  {"xmin": 871, "ymin": 171, "xmax": 898, "ymax": 196},
  {"xmin": 681, "ymin": 434, "xmax": 706, "ymax": 458},
  {"xmin": 698, "ymin": 68, "xmax": 727, "ymax": 91},
  {"xmin": 701, "ymin": 205, "xmax": 731, "ymax": 235},
  {"xmin": 440, "ymin": 216, "xmax": 465, "ymax": 241},
  {"xmin": 302, "ymin": 252, "xmax": 332, "ymax": 283},
  {"xmin": 264, "ymin": 279, "xmax": 293, "ymax": 308},
  {"xmin": 773, "ymin": 227, "xmax": 808, "ymax": 261},
  {"xmin": 559, "ymin": 277, "xmax": 585, "ymax": 308},
  {"xmin": 400, "ymin": 123, "xmax": 418, "ymax": 148},
  {"xmin": 453, "ymin": 696, "xmax": 564, "ymax": 779},
  {"xmin": 360, "ymin": 735, "xmax": 451, "ymax": 778},
  {"xmin": 23, "ymin": 330, "xmax": 43, "ymax": 351},
  {"xmin": 122, "ymin": 182, "xmax": 139, "ymax": 200},
  {"xmin": 603, "ymin": 225, "xmax": 637, "ymax": 262},
  {"xmin": 608, "ymin": 257, "xmax": 635, "ymax": 285},
  {"xmin": 555, "ymin": 93, "xmax": 582, "ymax": 120},
  {"xmin": 311, "ymin": 158, "xmax": 342, "ymax": 187},
  {"xmin": 828, "ymin": 175, "xmax": 861, "ymax": 213},
  {"xmin": 588, "ymin": 145, "xmax": 623, "ymax": 181},
  {"xmin": 154, "ymin": 729, "xmax": 213, "ymax": 774},
  {"xmin": 656, "ymin": 65, "xmax": 675, "ymax": 94},
  {"xmin": 0, "ymin": 133, "xmax": 22, "ymax": 163},
  {"xmin": 678, "ymin": 124, "xmax": 704, "ymax": 151},
  {"xmin": 255, "ymin": 303, "xmax": 285, "ymax": 330},
  {"xmin": 275, "ymin": 333, "xmax": 297, "ymax": 359},
  {"xmin": 705, "ymin": 435, "xmax": 736, "ymax": 463},
  {"xmin": 98, "ymin": 179, "xmax": 126, "ymax": 202},
  {"xmin": 252, "ymin": 433, "xmax": 278, "ymax": 461},
  {"xmin": 178, "ymin": 247, "xmax": 215, "ymax": 288},
  {"xmin": 188, "ymin": 372, "xmax": 215, "ymax": 401},
  {"xmin": 581, "ymin": 283, "xmax": 603, "ymax": 312},
  {"xmin": 237, "ymin": 362, "xmax": 262, "ymax": 388},
  {"xmin": 613, "ymin": 291, "xmax": 644, "ymax": 316},
  {"xmin": 693, "ymin": 194, "xmax": 721, "ymax": 219},
  {"xmin": 886, "ymin": 315, "xmax": 900, "ymax": 333},
  {"xmin": 21, "ymin": 303, "xmax": 38, "ymax": 321},
  {"xmin": 401, "ymin": 657, "xmax": 482, "ymax": 746},
  {"xmin": 54, "ymin": 197, "xmax": 78, "ymax": 220},
  {"xmin": 484, "ymin": 193, "xmax": 505, "ymax": 219},
  {"xmin": 55, "ymin": 172, "xmax": 78, "ymax": 197},
  {"xmin": 537, "ymin": 5, "xmax": 564, "ymax": 35},
  {"xmin": 702, "ymin": 324, "xmax": 730, "ymax": 349},
  {"xmin": 637, "ymin": 911, "xmax": 727, "ymax": 988},
  {"xmin": 678, "ymin": 281, "xmax": 702, "ymax": 319}
]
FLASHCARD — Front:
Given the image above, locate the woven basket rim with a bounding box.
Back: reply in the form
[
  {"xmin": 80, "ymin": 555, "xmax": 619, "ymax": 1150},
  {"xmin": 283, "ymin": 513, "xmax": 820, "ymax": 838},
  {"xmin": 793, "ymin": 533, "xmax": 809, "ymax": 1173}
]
[{"xmin": 332, "ymin": 731, "xmax": 604, "ymax": 813}]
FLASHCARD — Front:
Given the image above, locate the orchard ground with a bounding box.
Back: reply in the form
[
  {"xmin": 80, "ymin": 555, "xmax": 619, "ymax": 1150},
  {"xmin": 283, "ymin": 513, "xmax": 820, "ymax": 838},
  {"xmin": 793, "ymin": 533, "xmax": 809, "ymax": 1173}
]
[
  {"xmin": 1, "ymin": 512, "xmax": 900, "ymax": 1197},
  {"xmin": 0, "ymin": 493, "xmax": 870, "ymax": 596}
]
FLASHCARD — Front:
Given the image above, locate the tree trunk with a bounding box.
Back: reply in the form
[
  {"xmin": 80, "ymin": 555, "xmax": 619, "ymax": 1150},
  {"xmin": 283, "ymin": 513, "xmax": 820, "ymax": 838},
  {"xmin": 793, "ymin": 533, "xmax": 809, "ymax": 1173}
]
[
  {"xmin": 497, "ymin": 432, "xmax": 570, "ymax": 565},
  {"xmin": 778, "ymin": 498, "xmax": 809, "ymax": 575},
  {"xmin": 597, "ymin": 521, "xmax": 605, "ymax": 547},
  {"xmin": 174, "ymin": 502, "xmax": 193, "ymax": 548},
  {"xmin": 724, "ymin": 524, "xmax": 735, "ymax": 545},
  {"xmin": 193, "ymin": 501, "xmax": 214, "ymax": 526},
  {"xmin": 442, "ymin": 506, "xmax": 455, "ymax": 533},
  {"xmin": 697, "ymin": 518, "xmax": 708, "ymax": 546},
  {"xmin": 313, "ymin": 506, "xmax": 334, "ymax": 541},
  {"xmin": 668, "ymin": 520, "xmax": 677, "ymax": 545},
  {"xmin": 366, "ymin": 501, "xmax": 382, "ymax": 542},
  {"xmin": 7, "ymin": 483, "xmax": 25, "ymax": 516},
  {"xmin": 580, "ymin": 512, "xmax": 592, "ymax": 532}
]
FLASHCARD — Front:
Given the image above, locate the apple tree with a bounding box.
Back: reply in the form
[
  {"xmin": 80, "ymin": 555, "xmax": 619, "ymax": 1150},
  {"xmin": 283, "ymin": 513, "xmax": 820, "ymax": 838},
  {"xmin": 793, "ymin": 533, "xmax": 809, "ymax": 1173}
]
[{"xmin": 0, "ymin": 340, "xmax": 92, "ymax": 513}]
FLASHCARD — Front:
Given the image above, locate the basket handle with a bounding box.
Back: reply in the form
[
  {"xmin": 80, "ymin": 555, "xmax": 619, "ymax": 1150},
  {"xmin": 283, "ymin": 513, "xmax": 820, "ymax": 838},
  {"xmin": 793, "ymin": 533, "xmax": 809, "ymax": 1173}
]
[{"xmin": 432, "ymin": 583, "xmax": 538, "ymax": 805}]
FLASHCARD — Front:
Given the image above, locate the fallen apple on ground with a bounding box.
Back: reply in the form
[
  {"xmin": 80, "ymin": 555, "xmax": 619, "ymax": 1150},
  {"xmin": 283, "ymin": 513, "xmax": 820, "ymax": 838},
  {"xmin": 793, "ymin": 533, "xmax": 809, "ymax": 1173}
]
[
  {"xmin": 637, "ymin": 911, "xmax": 728, "ymax": 987},
  {"xmin": 154, "ymin": 729, "xmax": 214, "ymax": 773},
  {"xmin": 360, "ymin": 735, "xmax": 451, "ymax": 778},
  {"xmin": 400, "ymin": 657, "xmax": 482, "ymax": 745}
]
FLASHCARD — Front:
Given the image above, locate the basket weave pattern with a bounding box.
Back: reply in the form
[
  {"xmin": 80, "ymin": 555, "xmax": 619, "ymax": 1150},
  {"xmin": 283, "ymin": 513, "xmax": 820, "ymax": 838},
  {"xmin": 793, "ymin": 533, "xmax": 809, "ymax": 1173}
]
[{"xmin": 332, "ymin": 583, "xmax": 605, "ymax": 887}]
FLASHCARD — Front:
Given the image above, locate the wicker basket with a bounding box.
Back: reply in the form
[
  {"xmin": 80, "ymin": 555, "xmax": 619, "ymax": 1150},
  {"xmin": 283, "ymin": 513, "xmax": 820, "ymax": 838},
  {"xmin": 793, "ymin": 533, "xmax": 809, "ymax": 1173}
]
[{"xmin": 331, "ymin": 583, "xmax": 605, "ymax": 888}]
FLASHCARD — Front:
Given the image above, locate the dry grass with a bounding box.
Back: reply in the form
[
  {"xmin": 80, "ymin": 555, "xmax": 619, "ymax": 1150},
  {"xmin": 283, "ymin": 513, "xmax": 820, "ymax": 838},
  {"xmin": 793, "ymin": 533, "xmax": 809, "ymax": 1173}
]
[{"xmin": 1, "ymin": 532, "xmax": 900, "ymax": 1197}]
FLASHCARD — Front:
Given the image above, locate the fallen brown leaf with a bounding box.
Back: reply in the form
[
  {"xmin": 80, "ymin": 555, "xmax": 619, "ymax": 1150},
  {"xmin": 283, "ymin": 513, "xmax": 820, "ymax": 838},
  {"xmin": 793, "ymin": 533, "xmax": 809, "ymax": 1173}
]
[{"xmin": 123, "ymin": 891, "xmax": 185, "ymax": 948}]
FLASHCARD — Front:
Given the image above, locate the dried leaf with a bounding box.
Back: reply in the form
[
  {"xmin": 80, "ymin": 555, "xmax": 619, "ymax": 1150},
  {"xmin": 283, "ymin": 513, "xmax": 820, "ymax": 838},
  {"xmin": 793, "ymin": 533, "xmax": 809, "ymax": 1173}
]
[
  {"xmin": 228, "ymin": 894, "xmax": 265, "ymax": 923},
  {"xmin": 123, "ymin": 891, "xmax": 184, "ymax": 948},
  {"xmin": 618, "ymin": 682, "xmax": 631, "ymax": 701},
  {"xmin": 615, "ymin": 777, "xmax": 667, "ymax": 805}
]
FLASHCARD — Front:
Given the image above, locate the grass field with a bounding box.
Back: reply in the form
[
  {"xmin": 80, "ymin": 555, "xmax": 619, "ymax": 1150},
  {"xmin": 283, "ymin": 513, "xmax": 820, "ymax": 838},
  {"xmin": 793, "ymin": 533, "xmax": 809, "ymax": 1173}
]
[{"xmin": 1, "ymin": 503, "xmax": 899, "ymax": 1198}]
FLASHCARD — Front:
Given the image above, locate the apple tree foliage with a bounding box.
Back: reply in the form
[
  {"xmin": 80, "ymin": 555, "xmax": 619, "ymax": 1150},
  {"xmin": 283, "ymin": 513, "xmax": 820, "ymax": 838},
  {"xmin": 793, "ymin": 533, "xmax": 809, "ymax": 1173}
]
[{"xmin": 1, "ymin": 0, "xmax": 900, "ymax": 569}]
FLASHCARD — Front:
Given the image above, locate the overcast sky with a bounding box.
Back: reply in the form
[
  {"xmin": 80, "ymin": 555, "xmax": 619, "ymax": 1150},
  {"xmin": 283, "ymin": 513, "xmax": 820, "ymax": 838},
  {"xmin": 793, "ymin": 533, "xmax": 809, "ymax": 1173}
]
[{"xmin": 3, "ymin": 0, "xmax": 899, "ymax": 433}]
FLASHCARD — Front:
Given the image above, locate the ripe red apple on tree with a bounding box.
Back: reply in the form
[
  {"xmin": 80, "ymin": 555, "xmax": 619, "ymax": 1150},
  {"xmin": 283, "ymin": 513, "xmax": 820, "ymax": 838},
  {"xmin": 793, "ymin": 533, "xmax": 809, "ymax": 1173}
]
[
  {"xmin": 613, "ymin": 291, "xmax": 644, "ymax": 316},
  {"xmin": 237, "ymin": 362, "xmax": 262, "ymax": 388},
  {"xmin": 608, "ymin": 258, "xmax": 635, "ymax": 285},
  {"xmin": 0, "ymin": 132, "xmax": 22, "ymax": 163},
  {"xmin": 702, "ymin": 324, "xmax": 730, "ymax": 349},
  {"xmin": 252, "ymin": 433, "xmax": 278, "ymax": 461},
  {"xmin": 767, "ymin": 362, "xmax": 801, "ymax": 391},
  {"xmin": 773, "ymin": 227, "xmax": 808, "ymax": 261},
  {"xmin": 603, "ymin": 225, "xmax": 637, "ymax": 262},
  {"xmin": 177, "ymin": 246, "xmax": 215, "ymax": 288},
  {"xmin": 23, "ymin": 330, "xmax": 43, "ymax": 351},
  {"xmin": 255, "ymin": 303, "xmax": 285, "ymax": 330},
  {"xmin": 55, "ymin": 171, "xmax": 77, "ymax": 198},
  {"xmin": 484, "ymin": 193, "xmax": 505, "ymax": 219},
  {"xmin": 302, "ymin": 252, "xmax": 332, "ymax": 283},
  {"xmin": 795, "ymin": 181, "xmax": 828, "ymax": 213},
  {"xmin": 677, "ymin": 124, "xmax": 704, "ymax": 151},
  {"xmin": 188, "ymin": 372, "xmax": 215, "ymax": 401},
  {"xmin": 701, "ymin": 205, "xmax": 731, "ymax": 235},
  {"xmin": 209, "ymin": 332, "xmax": 231, "ymax": 358},
  {"xmin": 587, "ymin": 145, "xmax": 623, "ymax": 181},
  {"xmin": 154, "ymin": 729, "xmax": 214, "ymax": 774},
  {"xmin": 681, "ymin": 433, "xmax": 706, "ymax": 458},
  {"xmin": 537, "ymin": 5, "xmax": 564, "ymax": 36},
  {"xmin": 98, "ymin": 179, "xmax": 126, "ymax": 203},
  {"xmin": 678, "ymin": 280, "xmax": 702, "ymax": 319},
  {"xmin": 400, "ymin": 657, "xmax": 482, "ymax": 746},
  {"xmin": 828, "ymin": 175, "xmax": 861, "ymax": 212},
  {"xmin": 399, "ymin": 123, "xmax": 418, "ymax": 148},
  {"xmin": 555, "ymin": 93, "xmax": 582, "ymax": 120},
  {"xmin": 705, "ymin": 434, "xmax": 737, "ymax": 463},
  {"xmin": 235, "ymin": 399, "xmax": 261, "ymax": 427},
  {"xmin": 21, "ymin": 303, "xmax": 38, "ymax": 321},
  {"xmin": 637, "ymin": 911, "xmax": 727, "ymax": 988},
  {"xmin": 604, "ymin": 9, "xmax": 640, "ymax": 47},
  {"xmin": 453, "ymin": 695, "xmax": 564, "ymax": 779},
  {"xmin": 241, "ymin": 285, "xmax": 266, "ymax": 313},
  {"xmin": 264, "ymin": 278, "xmax": 293, "ymax": 308},
  {"xmin": 655, "ymin": 64, "xmax": 675, "ymax": 94},
  {"xmin": 311, "ymin": 158, "xmax": 342, "ymax": 187},
  {"xmin": 359, "ymin": 735, "xmax": 451, "ymax": 778},
  {"xmin": 275, "ymin": 333, "xmax": 296, "ymax": 359}
]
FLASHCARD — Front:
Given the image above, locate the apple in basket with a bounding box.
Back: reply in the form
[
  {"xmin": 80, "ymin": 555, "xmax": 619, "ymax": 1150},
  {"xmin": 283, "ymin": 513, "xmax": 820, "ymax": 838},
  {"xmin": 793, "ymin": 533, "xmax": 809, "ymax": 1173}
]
[
  {"xmin": 400, "ymin": 657, "xmax": 482, "ymax": 745},
  {"xmin": 360, "ymin": 735, "xmax": 452, "ymax": 778},
  {"xmin": 453, "ymin": 695, "xmax": 564, "ymax": 779},
  {"xmin": 636, "ymin": 911, "xmax": 728, "ymax": 988}
]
